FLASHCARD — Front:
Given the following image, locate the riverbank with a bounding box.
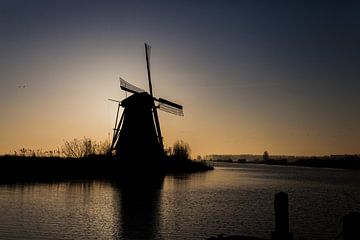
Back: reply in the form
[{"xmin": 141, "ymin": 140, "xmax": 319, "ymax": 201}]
[
  {"xmin": 211, "ymin": 155, "xmax": 360, "ymax": 170},
  {"xmin": 0, "ymin": 155, "xmax": 213, "ymax": 183}
]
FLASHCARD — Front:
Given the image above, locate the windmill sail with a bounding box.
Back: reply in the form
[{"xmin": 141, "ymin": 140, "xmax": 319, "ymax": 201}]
[
  {"xmin": 120, "ymin": 78, "xmax": 145, "ymax": 94},
  {"xmin": 157, "ymin": 98, "xmax": 183, "ymax": 110},
  {"xmin": 145, "ymin": 43, "xmax": 164, "ymax": 152},
  {"xmin": 157, "ymin": 98, "xmax": 183, "ymax": 116},
  {"xmin": 158, "ymin": 104, "xmax": 184, "ymax": 116}
]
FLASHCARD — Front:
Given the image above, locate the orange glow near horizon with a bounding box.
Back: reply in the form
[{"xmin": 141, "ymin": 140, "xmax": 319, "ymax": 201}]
[
  {"xmin": 1, "ymin": 49, "xmax": 359, "ymax": 158},
  {"xmin": 1, "ymin": 2, "xmax": 359, "ymax": 157},
  {"xmin": 1, "ymin": 47, "xmax": 360, "ymax": 157}
]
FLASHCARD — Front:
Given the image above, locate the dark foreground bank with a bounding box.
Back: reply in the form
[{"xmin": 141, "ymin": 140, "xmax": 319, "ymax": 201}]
[{"xmin": 0, "ymin": 155, "xmax": 213, "ymax": 183}]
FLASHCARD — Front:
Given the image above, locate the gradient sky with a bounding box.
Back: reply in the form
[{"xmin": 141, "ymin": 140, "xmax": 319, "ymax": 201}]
[{"xmin": 1, "ymin": 0, "xmax": 359, "ymax": 157}]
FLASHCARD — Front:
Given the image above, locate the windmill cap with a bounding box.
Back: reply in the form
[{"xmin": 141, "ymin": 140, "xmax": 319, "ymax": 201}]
[{"xmin": 121, "ymin": 92, "xmax": 154, "ymax": 108}]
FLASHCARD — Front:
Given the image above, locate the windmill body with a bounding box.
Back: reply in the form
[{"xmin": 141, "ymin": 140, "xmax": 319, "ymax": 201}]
[
  {"xmin": 110, "ymin": 44, "xmax": 183, "ymax": 166},
  {"xmin": 115, "ymin": 92, "xmax": 162, "ymax": 164}
]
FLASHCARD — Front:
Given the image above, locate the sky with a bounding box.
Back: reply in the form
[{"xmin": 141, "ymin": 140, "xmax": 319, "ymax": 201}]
[{"xmin": 0, "ymin": 0, "xmax": 359, "ymax": 157}]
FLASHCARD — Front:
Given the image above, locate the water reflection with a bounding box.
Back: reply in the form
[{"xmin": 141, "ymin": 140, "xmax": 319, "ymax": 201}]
[
  {"xmin": 1, "ymin": 166, "xmax": 359, "ymax": 240},
  {"xmin": 112, "ymin": 176, "xmax": 164, "ymax": 240},
  {"xmin": 0, "ymin": 181, "xmax": 120, "ymax": 239}
]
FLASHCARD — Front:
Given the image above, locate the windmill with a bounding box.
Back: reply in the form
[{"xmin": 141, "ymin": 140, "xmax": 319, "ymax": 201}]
[{"xmin": 109, "ymin": 43, "xmax": 183, "ymax": 164}]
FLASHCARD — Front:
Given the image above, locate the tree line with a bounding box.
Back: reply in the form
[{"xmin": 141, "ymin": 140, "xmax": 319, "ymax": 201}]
[{"xmin": 10, "ymin": 138, "xmax": 192, "ymax": 161}]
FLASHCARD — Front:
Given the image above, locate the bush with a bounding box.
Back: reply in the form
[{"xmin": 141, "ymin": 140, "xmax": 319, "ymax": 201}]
[
  {"xmin": 61, "ymin": 137, "xmax": 110, "ymax": 158},
  {"xmin": 263, "ymin": 151, "xmax": 269, "ymax": 161},
  {"xmin": 170, "ymin": 140, "xmax": 191, "ymax": 161}
]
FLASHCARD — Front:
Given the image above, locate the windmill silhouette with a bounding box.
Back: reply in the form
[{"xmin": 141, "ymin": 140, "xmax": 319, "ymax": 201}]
[{"xmin": 109, "ymin": 43, "xmax": 183, "ymax": 165}]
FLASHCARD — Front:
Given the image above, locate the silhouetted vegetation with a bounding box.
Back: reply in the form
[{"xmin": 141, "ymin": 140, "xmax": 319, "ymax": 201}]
[
  {"xmin": 211, "ymin": 159, "xmax": 234, "ymax": 163},
  {"xmin": 253, "ymin": 155, "xmax": 360, "ymax": 169},
  {"xmin": 13, "ymin": 148, "xmax": 61, "ymax": 157},
  {"xmin": 9, "ymin": 138, "xmax": 110, "ymax": 158},
  {"xmin": 0, "ymin": 139, "xmax": 212, "ymax": 183},
  {"xmin": 168, "ymin": 140, "xmax": 191, "ymax": 161},
  {"xmin": 210, "ymin": 154, "xmax": 360, "ymax": 169},
  {"xmin": 62, "ymin": 137, "xmax": 110, "ymax": 158},
  {"xmin": 263, "ymin": 151, "xmax": 269, "ymax": 161},
  {"xmin": 163, "ymin": 140, "xmax": 213, "ymax": 173},
  {"xmin": 290, "ymin": 155, "xmax": 360, "ymax": 169}
]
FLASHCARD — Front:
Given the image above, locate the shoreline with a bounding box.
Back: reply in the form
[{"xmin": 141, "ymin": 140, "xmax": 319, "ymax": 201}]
[
  {"xmin": 0, "ymin": 155, "xmax": 213, "ymax": 183},
  {"xmin": 211, "ymin": 157, "xmax": 360, "ymax": 170}
]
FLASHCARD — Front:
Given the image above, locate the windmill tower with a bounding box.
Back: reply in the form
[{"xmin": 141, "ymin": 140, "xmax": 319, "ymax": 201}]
[{"xmin": 110, "ymin": 43, "xmax": 183, "ymax": 164}]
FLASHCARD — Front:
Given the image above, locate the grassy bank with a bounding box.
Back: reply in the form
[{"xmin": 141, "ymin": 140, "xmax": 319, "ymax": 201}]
[{"xmin": 0, "ymin": 155, "xmax": 213, "ymax": 183}]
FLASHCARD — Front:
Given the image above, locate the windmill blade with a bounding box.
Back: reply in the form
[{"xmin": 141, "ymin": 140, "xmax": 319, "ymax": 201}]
[
  {"xmin": 157, "ymin": 98, "xmax": 184, "ymax": 116},
  {"xmin": 108, "ymin": 98, "xmax": 121, "ymax": 103},
  {"xmin": 157, "ymin": 98, "xmax": 183, "ymax": 110},
  {"xmin": 158, "ymin": 104, "xmax": 184, "ymax": 116},
  {"xmin": 145, "ymin": 43, "xmax": 164, "ymax": 152},
  {"xmin": 120, "ymin": 78, "xmax": 145, "ymax": 94},
  {"xmin": 145, "ymin": 43, "xmax": 153, "ymax": 97}
]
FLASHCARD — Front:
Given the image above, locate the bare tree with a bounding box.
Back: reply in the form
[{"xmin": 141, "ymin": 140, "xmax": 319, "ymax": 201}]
[
  {"xmin": 62, "ymin": 137, "xmax": 96, "ymax": 158},
  {"xmin": 96, "ymin": 140, "xmax": 111, "ymax": 155},
  {"xmin": 61, "ymin": 137, "xmax": 110, "ymax": 158},
  {"xmin": 171, "ymin": 140, "xmax": 191, "ymax": 161}
]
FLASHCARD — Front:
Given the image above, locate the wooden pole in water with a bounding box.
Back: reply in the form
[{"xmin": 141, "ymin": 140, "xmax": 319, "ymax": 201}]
[{"xmin": 271, "ymin": 192, "xmax": 293, "ymax": 240}]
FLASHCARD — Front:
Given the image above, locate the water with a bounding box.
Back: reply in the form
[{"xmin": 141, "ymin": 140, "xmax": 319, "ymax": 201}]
[{"xmin": 0, "ymin": 163, "xmax": 359, "ymax": 240}]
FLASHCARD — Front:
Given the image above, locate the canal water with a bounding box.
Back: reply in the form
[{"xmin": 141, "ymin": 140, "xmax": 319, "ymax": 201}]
[{"xmin": 0, "ymin": 163, "xmax": 359, "ymax": 239}]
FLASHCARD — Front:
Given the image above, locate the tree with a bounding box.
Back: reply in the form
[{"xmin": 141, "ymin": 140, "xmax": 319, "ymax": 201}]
[
  {"xmin": 171, "ymin": 140, "xmax": 191, "ymax": 161},
  {"xmin": 61, "ymin": 137, "xmax": 111, "ymax": 158},
  {"xmin": 263, "ymin": 151, "xmax": 269, "ymax": 161},
  {"xmin": 61, "ymin": 137, "xmax": 96, "ymax": 158},
  {"xmin": 96, "ymin": 140, "xmax": 111, "ymax": 155}
]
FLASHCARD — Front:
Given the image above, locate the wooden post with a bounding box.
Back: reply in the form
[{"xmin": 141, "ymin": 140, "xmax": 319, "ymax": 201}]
[
  {"xmin": 271, "ymin": 192, "xmax": 293, "ymax": 240},
  {"xmin": 343, "ymin": 212, "xmax": 360, "ymax": 240}
]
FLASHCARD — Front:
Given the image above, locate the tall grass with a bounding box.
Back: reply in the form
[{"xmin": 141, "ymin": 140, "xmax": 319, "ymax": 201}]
[{"xmin": 7, "ymin": 138, "xmax": 110, "ymax": 158}]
